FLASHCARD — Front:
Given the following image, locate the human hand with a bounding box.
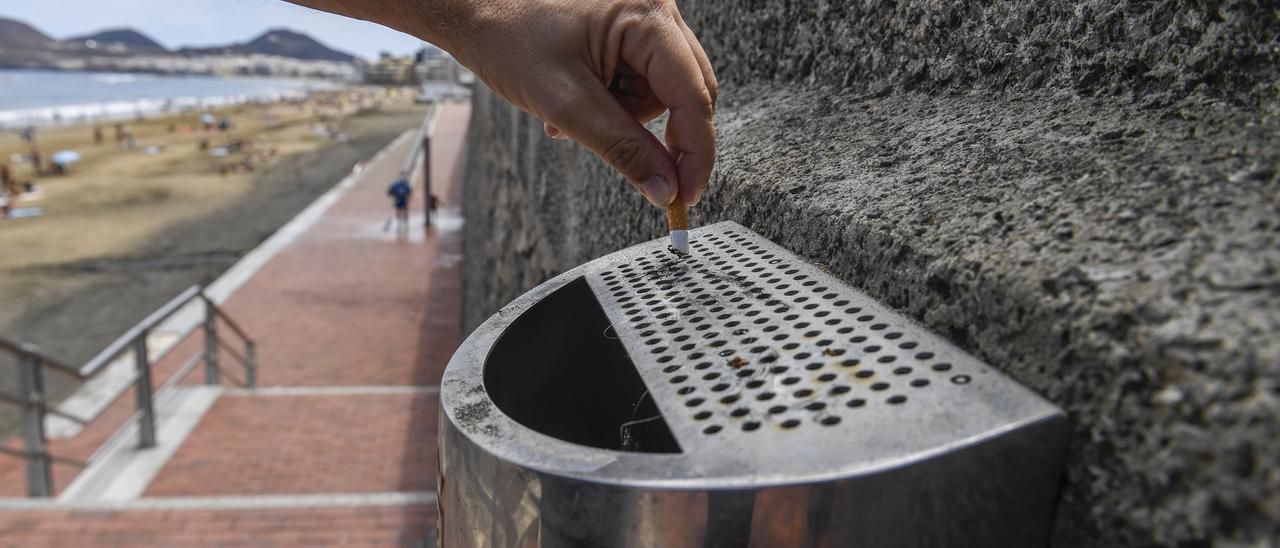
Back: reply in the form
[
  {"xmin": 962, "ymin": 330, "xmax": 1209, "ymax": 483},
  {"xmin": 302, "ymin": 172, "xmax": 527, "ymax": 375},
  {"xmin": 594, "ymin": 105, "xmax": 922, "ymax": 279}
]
[
  {"xmin": 455, "ymin": 0, "xmax": 717, "ymax": 208},
  {"xmin": 293, "ymin": 0, "xmax": 717, "ymax": 208}
]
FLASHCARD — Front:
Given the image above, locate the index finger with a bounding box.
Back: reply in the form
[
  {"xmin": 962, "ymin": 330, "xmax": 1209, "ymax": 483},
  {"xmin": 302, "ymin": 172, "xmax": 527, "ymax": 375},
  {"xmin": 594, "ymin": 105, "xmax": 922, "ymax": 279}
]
[{"xmin": 620, "ymin": 11, "xmax": 715, "ymax": 205}]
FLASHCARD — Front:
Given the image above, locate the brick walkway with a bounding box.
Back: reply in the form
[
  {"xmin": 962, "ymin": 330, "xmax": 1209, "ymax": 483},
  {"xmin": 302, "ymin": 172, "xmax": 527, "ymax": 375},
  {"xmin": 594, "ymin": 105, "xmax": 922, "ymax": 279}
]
[
  {"xmin": 145, "ymin": 392, "xmax": 439, "ymax": 496},
  {"xmin": 0, "ymin": 504, "xmax": 434, "ymax": 546},
  {"xmin": 0, "ymin": 103, "xmax": 469, "ymax": 546}
]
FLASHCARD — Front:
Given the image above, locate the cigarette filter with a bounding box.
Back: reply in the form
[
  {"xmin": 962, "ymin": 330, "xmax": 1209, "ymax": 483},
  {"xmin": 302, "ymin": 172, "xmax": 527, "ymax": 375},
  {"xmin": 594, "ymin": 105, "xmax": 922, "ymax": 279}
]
[{"xmin": 667, "ymin": 202, "xmax": 689, "ymax": 254}]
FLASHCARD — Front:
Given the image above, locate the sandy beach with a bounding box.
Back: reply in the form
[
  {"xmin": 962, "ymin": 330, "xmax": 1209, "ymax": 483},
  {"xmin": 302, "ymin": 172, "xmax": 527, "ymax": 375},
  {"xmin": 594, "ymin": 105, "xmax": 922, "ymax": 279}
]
[{"xmin": 0, "ymin": 88, "xmax": 428, "ymax": 432}]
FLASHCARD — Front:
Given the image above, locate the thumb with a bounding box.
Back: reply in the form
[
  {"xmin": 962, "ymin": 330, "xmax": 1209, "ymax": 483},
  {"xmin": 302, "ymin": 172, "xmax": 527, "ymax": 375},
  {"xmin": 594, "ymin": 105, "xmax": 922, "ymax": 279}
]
[{"xmin": 541, "ymin": 80, "xmax": 678, "ymax": 208}]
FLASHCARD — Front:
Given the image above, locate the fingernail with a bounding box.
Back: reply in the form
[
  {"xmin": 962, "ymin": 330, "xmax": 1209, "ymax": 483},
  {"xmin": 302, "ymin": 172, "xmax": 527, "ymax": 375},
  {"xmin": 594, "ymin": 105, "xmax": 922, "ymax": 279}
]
[
  {"xmin": 688, "ymin": 186, "xmax": 706, "ymax": 206},
  {"xmin": 641, "ymin": 177, "xmax": 675, "ymax": 207}
]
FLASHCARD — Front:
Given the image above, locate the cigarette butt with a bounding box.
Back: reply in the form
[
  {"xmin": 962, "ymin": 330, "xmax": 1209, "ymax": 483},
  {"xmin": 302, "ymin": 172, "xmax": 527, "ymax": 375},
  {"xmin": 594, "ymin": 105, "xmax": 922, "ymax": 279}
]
[{"xmin": 667, "ymin": 202, "xmax": 689, "ymax": 254}]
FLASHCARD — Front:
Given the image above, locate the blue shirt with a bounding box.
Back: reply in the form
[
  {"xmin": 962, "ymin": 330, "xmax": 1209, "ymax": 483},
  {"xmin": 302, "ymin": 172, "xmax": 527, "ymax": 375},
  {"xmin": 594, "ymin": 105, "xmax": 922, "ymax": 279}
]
[{"xmin": 388, "ymin": 180, "xmax": 411, "ymax": 208}]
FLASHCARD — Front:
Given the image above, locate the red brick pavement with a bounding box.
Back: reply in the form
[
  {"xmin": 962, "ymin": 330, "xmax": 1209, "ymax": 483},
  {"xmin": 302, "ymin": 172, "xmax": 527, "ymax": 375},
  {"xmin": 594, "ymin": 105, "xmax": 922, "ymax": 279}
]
[
  {"xmin": 188, "ymin": 103, "xmax": 469, "ymax": 388},
  {"xmin": 0, "ymin": 504, "xmax": 435, "ymax": 547},
  {"xmin": 146, "ymin": 393, "xmax": 438, "ymax": 496}
]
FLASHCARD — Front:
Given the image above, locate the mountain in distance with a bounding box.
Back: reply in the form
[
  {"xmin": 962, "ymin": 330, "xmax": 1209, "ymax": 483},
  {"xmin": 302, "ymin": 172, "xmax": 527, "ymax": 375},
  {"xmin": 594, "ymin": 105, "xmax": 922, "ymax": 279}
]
[
  {"xmin": 181, "ymin": 29, "xmax": 358, "ymax": 63},
  {"xmin": 64, "ymin": 28, "xmax": 166, "ymax": 51},
  {"xmin": 0, "ymin": 17, "xmax": 361, "ymax": 75},
  {"xmin": 0, "ymin": 17, "xmax": 57, "ymax": 50}
]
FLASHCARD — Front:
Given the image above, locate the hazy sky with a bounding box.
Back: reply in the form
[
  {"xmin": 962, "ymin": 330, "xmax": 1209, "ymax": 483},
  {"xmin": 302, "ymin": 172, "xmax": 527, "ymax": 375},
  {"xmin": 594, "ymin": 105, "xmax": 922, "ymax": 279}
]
[{"xmin": 0, "ymin": 0, "xmax": 427, "ymax": 60}]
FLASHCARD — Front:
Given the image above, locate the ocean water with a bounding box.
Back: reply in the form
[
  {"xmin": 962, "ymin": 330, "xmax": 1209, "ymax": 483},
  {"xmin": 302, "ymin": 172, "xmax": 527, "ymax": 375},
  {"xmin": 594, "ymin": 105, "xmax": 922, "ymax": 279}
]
[{"xmin": 0, "ymin": 69, "xmax": 346, "ymax": 128}]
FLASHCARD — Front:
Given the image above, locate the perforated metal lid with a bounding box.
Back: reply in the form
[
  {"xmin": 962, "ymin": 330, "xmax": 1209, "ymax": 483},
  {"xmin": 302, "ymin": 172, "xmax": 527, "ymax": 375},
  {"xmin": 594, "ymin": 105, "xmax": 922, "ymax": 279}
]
[{"xmin": 443, "ymin": 221, "xmax": 1063, "ymax": 488}]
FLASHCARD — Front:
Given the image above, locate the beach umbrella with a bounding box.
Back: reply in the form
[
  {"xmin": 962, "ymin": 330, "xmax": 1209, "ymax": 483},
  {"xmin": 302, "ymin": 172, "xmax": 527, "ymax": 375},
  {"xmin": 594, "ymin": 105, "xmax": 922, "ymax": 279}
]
[
  {"xmin": 200, "ymin": 114, "xmax": 217, "ymax": 125},
  {"xmin": 50, "ymin": 150, "xmax": 81, "ymax": 165}
]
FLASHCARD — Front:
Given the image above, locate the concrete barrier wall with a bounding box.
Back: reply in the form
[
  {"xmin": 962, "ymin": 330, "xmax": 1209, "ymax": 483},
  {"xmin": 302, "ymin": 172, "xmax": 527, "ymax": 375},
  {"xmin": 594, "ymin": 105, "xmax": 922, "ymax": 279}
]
[{"xmin": 461, "ymin": 1, "xmax": 1278, "ymax": 545}]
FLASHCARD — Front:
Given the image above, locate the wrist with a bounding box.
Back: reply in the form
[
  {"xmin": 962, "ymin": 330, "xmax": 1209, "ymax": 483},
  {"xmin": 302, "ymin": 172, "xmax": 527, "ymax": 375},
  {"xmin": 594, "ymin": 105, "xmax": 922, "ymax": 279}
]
[{"xmin": 397, "ymin": 0, "xmax": 487, "ymax": 63}]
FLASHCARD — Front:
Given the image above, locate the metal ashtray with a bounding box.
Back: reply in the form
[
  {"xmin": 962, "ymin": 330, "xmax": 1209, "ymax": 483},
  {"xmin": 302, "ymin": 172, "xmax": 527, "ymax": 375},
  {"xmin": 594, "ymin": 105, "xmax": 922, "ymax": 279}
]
[{"xmin": 440, "ymin": 221, "xmax": 1067, "ymax": 547}]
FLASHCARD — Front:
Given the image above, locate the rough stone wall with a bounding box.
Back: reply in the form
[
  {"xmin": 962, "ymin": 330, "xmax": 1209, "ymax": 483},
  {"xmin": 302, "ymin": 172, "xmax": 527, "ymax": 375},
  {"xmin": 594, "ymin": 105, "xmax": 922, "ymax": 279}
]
[
  {"xmin": 462, "ymin": 1, "xmax": 1278, "ymax": 545},
  {"xmin": 684, "ymin": 0, "xmax": 1277, "ymax": 104}
]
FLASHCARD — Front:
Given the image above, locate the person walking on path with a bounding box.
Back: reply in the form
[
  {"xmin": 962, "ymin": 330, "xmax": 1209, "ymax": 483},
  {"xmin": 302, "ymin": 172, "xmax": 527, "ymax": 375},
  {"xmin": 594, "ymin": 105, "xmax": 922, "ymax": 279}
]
[
  {"xmin": 289, "ymin": 0, "xmax": 717, "ymax": 211},
  {"xmin": 387, "ymin": 177, "xmax": 413, "ymax": 231}
]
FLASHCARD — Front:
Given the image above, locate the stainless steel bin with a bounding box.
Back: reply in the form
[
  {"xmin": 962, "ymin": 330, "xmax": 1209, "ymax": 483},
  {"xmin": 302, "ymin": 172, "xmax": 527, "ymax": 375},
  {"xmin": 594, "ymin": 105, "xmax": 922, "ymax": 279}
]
[{"xmin": 440, "ymin": 221, "xmax": 1067, "ymax": 547}]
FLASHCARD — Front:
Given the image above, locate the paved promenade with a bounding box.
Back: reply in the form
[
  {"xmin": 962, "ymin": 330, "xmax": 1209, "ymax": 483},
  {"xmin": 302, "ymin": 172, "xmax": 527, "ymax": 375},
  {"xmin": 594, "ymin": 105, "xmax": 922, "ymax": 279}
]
[{"xmin": 0, "ymin": 102, "xmax": 469, "ymax": 546}]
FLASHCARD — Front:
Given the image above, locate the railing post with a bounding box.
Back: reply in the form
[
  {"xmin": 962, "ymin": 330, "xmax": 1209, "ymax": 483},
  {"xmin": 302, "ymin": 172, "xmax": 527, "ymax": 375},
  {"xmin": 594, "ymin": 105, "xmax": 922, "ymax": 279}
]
[
  {"xmin": 245, "ymin": 340, "xmax": 257, "ymax": 389},
  {"xmin": 203, "ymin": 297, "xmax": 220, "ymax": 386},
  {"xmin": 16, "ymin": 350, "xmax": 52, "ymax": 497},
  {"xmin": 422, "ymin": 131, "xmax": 432, "ymax": 228},
  {"xmin": 133, "ymin": 332, "xmax": 156, "ymax": 449}
]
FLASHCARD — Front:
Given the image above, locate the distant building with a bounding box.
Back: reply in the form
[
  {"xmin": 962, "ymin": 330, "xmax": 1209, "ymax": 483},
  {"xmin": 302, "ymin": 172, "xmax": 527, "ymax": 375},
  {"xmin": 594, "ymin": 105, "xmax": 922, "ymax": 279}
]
[
  {"xmin": 364, "ymin": 47, "xmax": 467, "ymax": 88},
  {"xmin": 364, "ymin": 52, "xmax": 417, "ymax": 85}
]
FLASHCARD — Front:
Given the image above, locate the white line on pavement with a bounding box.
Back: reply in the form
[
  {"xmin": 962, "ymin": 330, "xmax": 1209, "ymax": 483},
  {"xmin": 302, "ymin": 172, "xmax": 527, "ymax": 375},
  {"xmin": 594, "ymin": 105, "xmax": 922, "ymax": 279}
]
[
  {"xmin": 0, "ymin": 491, "xmax": 436, "ymax": 511},
  {"xmin": 224, "ymin": 385, "xmax": 440, "ymax": 396}
]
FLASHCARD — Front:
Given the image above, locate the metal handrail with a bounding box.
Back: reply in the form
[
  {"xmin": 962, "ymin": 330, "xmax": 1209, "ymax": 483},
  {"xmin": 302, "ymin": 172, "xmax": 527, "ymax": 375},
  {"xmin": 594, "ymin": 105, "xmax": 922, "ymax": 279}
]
[
  {"xmin": 0, "ymin": 284, "xmax": 258, "ymax": 497},
  {"xmin": 0, "ymin": 445, "xmax": 89, "ymax": 468},
  {"xmin": 400, "ymin": 103, "xmax": 440, "ymax": 180},
  {"xmin": 81, "ymin": 286, "xmax": 202, "ymax": 378},
  {"xmin": 0, "ymin": 390, "xmax": 88, "ymax": 425},
  {"xmin": 206, "ymin": 299, "xmax": 251, "ymax": 343},
  {"xmin": 0, "ymin": 336, "xmax": 80, "ymax": 378},
  {"xmin": 400, "ymin": 103, "xmax": 442, "ymax": 228}
]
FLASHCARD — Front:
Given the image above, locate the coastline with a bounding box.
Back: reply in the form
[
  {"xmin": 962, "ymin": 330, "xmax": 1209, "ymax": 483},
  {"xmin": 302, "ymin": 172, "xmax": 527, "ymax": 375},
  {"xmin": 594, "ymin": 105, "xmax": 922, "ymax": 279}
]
[{"xmin": 0, "ymin": 68, "xmax": 349, "ymax": 129}]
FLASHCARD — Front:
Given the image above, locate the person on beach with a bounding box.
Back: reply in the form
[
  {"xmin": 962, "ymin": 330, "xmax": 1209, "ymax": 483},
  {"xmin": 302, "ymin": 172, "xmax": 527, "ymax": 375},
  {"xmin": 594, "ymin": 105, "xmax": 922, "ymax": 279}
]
[
  {"xmin": 28, "ymin": 148, "xmax": 42, "ymax": 177},
  {"xmin": 289, "ymin": 0, "xmax": 717, "ymax": 210},
  {"xmin": 387, "ymin": 177, "xmax": 413, "ymax": 229}
]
